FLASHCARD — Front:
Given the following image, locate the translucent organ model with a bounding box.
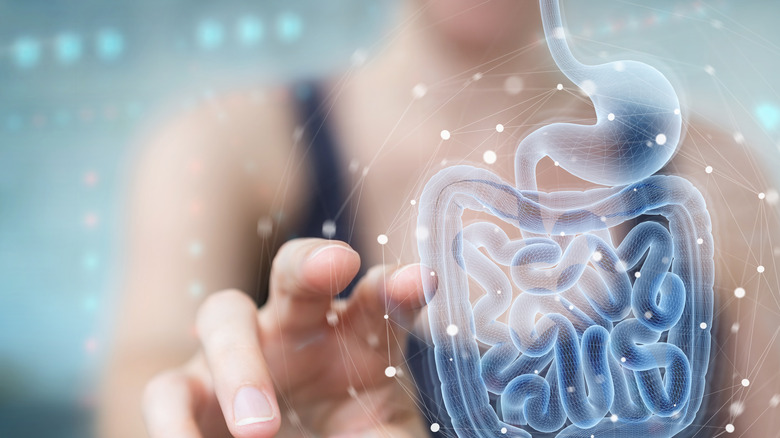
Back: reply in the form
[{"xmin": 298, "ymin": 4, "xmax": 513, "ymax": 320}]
[{"xmin": 416, "ymin": 1, "xmax": 714, "ymax": 437}]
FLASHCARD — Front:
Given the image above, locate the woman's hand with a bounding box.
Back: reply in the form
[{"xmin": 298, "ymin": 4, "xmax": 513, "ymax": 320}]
[{"xmin": 142, "ymin": 238, "xmax": 432, "ymax": 438}]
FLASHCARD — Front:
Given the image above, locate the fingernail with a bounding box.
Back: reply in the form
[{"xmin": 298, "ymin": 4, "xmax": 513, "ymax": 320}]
[
  {"xmin": 307, "ymin": 244, "xmax": 357, "ymax": 262},
  {"xmin": 233, "ymin": 386, "xmax": 274, "ymax": 426}
]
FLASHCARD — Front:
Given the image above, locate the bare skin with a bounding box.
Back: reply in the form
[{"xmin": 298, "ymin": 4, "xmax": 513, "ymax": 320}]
[{"xmin": 99, "ymin": 1, "xmax": 780, "ymax": 437}]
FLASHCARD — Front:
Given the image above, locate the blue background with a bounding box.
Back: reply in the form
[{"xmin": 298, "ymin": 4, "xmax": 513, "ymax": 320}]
[{"xmin": 0, "ymin": 1, "xmax": 779, "ymax": 436}]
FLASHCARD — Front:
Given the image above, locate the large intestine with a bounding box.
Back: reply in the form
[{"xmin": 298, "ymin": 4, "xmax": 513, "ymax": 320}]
[{"xmin": 416, "ymin": 1, "xmax": 713, "ymax": 437}]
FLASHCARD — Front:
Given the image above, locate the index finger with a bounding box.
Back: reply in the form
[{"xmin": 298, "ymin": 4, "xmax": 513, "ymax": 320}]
[{"xmin": 261, "ymin": 238, "xmax": 361, "ymax": 331}]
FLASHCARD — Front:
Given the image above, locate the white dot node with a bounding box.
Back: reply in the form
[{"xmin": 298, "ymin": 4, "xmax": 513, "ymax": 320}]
[
  {"xmin": 770, "ymin": 394, "xmax": 780, "ymax": 407},
  {"xmin": 377, "ymin": 234, "xmax": 388, "ymax": 245},
  {"xmin": 472, "ymin": 72, "xmax": 483, "ymax": 81},
  {"xmin": 430, "ymin": 423, "xmax": 440, "ymax": 433},
  {"xmin": 734, "ymin": 287, "xmax": 746, "ymax": 299},
  {"xmin": 496, "ymin": 290, "xmax": 502, "ymax": 295},
  {"xmin": 766, "ymin": 189, "xmax": 780, "ymax": 204},
  {"xmin": 757, "ymin": 265, "xmax": 765, "ymax": 273},
  {"xmin": 568, "ymin": 305, "xmax": 574, "ymax": 310},
  {"xmin": 534, "ymin": 369, "xmax": 539, "ymax": 374},
  {"xmin": 410, "ymin": 199, "xmax": 417, "ymax": 205},
  {"xmin": 483, "ymin": 150, "xmax": 497, "ymax": 164},
  {"xmin": 759, "ymin": 192, "xmax": 766, "ymax": 200},
  {"xmin": 189, "ymin": 241, "xmax": 204, "ymax": 257},
  {"xmin": 560, "ymin": 231, "xmax": 566, "ymax": 236},
  {"xmin": 607, "ymin": 113, "xmax": 615, "ymax": 121},
  {"xmin": 554, "ymin": 160, "xmax": 560, "ymax": 166},
  {"xmin": 552, "ymin": 26, "xmax": 566, "ymax": 39},
  {"xmin": 495, "ymin": 123, "xmax": 505, "ymax": 133},
  {"xmin": 729, "ymin": 401, "xmax": 745, "ymax": 417},
  {"xmin": 705, "ymin": 165, "xmax": 713, "ymax": 174},
  {"xmin": 705, "ymin": 65, "xmax": 716, "ymax": 76},
  {"xmin": 384, "ymin": 366, "xmax": 397, "ymax": 378},
  {"xmin": 440, "ymin": 130, "xmax": 451, "ymax": 140},
  {"xmin": 257, "ymin": 217, "xmax": 273, "ymax": 237},
  {"xmin": 656, "ymin": 133, "xmax": 667, "ymax": 145},
  {"xmin": 325, "ymin": 309, "xmax": 339, "ymax": 327},
  {"xmin": 700, "ymin": 322, "xmax": 708, "ymax": 330},
  {"xmin": 567, "ymin": 386, "xmax": 575, "ymax": 393},
  {"xmin": 412, "ymin": 83, "xmax": 428, "ymax": 99},
  {"xmin": 601, "ymin": 216, "xmax": 607, "ymax": 222},
  {"xmin": 610, "ymin": 414, "xmax": 618, "ymax": 422},
  {"xmin": 697, "ymin": 238, "xmax": 704, "ymax": 245},
  {"xmin": 634, "ymin": 271, "xmax": 641, "ymax": 278},
  {"xmin": 674, "ymin": 108, "xmax": 681, "ymax": 115},
  {"xmin": 742, "ymin": 378, "xmax": 750, "ymax": 387},
  {"xmin": 501, "ymin": 427, "xmax": 508, "ymax": 434},
  {"xmin": 504, "ymin": 76, "xmax": 524, "ymax": 95},
  {"xmin": 430, "ymin": 271, "xmax": 436, "ymax": 276},
  {"xmin": 731, "ymin": 322, "xmax": 740, "ymax": 333},
  {"xmin": 446, "ymin": 324, "xmax": 459, "ymax": 336},
  {"xmin": 351, "ymin": 49, "xmax": 367, "ymax": 66},
  {"xmin": 322, "ymin": 220, "xmax": 337, "ymax": 238},
  {"xmin": 383, "ymin": 314, "xmax": 389, "ymax": 320},
  {"xmin": 580, "ymin": 79, "xmax": 597, "ymax": 96},
  {"xmin": 366, "ymin": 333, "xmax": 379, "ymax": 348},
  {"xmin": 645, "ymin": 311, "xmax": 653, "ymax": 319},
  {"xmin": 730, "ymin": 400, "xmax": 745, "ymax": 417},
  {"xmin": 592, "ymin": 251, "xmax": 603, "ymax": 262},
  {"xmin": 621, "ymin": 357, "xmax": 627, "ymax": 363},
  {"xmin": 556, "ymin": 83, "xmax": 564, "ymax": 90},
  {"xmin": 734, "ymin": 131, "xmax": 745, "ymax": 144},
  {"xmin": 725, "ymin": 424, "xmax": 735, "ymax": 433}
]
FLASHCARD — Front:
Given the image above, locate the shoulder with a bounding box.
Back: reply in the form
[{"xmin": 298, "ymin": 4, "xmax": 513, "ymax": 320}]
[{"xmin": 130, "ymin": 88, "xmax": 311, "ymax": 223}]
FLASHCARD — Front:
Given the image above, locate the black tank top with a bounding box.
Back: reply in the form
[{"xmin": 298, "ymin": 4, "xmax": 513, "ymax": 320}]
[{"xmin": 293, "ymin": 83, "xmax": 453, "ymax": 436}]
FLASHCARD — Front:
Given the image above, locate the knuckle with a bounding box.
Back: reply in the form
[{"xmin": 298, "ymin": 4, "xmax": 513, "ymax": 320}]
[
  {"xmin": 196, "ymin": 289, "xmax": 254, "ymax": 335},
  {"xmin": 143, "ymin": 370, "xmax": 186, "ymax": 407}
]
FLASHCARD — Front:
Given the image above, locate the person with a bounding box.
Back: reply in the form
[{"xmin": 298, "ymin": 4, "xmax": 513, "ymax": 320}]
[{"xmin": 99, "ymin": 1, "xmax": 780, "ymax": 437}]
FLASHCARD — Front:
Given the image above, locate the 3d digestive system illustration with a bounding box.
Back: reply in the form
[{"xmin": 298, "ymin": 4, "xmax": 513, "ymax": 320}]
[{"xmin": 417, "ymin": 1, "xmax": 714, "ymax": 437}]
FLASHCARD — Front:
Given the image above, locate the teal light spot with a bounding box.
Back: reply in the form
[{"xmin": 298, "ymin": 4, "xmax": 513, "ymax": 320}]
[
  {"xmin": 97, "ymin": 29, "xmax": 124, "ymax": 60},
  {"xmin": 276, "ymin": 12, "xmax": 303, "ymax": 43},
  {"xmin": 189, "ymin": 281, "xmax": 204, "ymax": 297},
  {"xmin": 189, "ymin": 241, "xmax": 203, "ymax": 257},
  {"xmin": 83, "ymin": 253, "xmax": 100, "ymax": 270},
  {"xmin": 56, "ymin": 33, "xmax": 82, "ymax": 64},
  {"xmin": 126, "ymin": 102, "xmax": 143, "ymax": 118},
  {"xmin": 55, "ymin": 110, "xmax": 71, "ymax": 126},
  {"xmin": 84, "ymin": 296, "xmax": 98, "ymax": 312},
  {"xmin": 5, "ymin": 115, "xmax": 22, "ymax": 131},
  {"xmin": 238, "ymin": 16, "xmax": 263, "ymax": 46},
  {"xmin": 198, "ymin": 19, "xmax": 224, "ymax": 50},
  {"xmin": 13, "ymin": 37, "xmax": 41, "ymax": 68},
  {"xmin": 756, "ymin": 103, "xmax": 780, "ymax": 131}
]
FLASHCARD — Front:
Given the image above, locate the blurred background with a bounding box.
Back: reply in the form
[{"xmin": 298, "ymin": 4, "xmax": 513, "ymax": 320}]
[{"xmin": 0, "ymin": 0, "xmax": 779, "ymax": 436}]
